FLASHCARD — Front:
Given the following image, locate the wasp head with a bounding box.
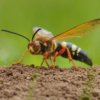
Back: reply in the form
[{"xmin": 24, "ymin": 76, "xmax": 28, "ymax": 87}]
[{"xmin": 28, "ymin": 41, "xmax": 41, "ymax": 54}]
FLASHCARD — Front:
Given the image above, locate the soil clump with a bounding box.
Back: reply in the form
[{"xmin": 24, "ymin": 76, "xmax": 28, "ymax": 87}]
[{"xmin": 0, "ymin": 64, "xmax": 100, "ymax": 100}]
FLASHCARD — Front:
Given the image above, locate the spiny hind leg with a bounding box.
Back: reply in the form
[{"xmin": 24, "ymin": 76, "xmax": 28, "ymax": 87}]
[
  {"xmin": 52, "ymin": 48, "xmax": 66, "ymax": 68},
  {"xmin": 53, "ymin": 47, "xmax": 80, "ymax": 70},
  {"xmin": 65, "ymin": 47, "xmax": 80, "ymax": 70},
  {"xmin": 52, "ymin": 49, "xmax": 68, "ymax": 70},
  {"xmin": 13, "ymin": 49, "xmax": 28, "ymax": 64}
]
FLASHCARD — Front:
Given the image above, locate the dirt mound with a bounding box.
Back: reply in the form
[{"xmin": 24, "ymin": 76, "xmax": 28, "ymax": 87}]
[{"xmin": 0, "ymin": 64, "xmax": 100, "ymax": 100}]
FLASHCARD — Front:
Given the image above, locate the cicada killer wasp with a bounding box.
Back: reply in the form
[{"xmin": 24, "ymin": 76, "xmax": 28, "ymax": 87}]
[{"xmin": 1, "ymin": 19, "xmax": 100, "ymax": 70}]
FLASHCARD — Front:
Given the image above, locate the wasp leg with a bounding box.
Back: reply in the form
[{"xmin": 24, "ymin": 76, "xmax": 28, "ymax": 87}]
[
  {"xmin": 13, "ymin": 49, "xmax": 28, "ymax": 64},
  {"xmin": 45, "ymin": 59, "xmax": 50, "ymax": 67},
  {"xmin": 49, "ymin": 57, "xmax": 55, "ymax": 70},
  {"xmin": 54, "ymin": 48, "xmax": 80, "ymax": 70},
  {"xmin": 41, "ymin": 52, "xmax": 50, "ymax": 67},
  {"xmin": 52, "ymin": 52, "xmax": 58, "ymax": 70},
  {"xmin": 65, "ymin": 47, "xmax": 80, "ymax": 70},
  {"xmin": 52, "ymin": 48, "xmax": 66, "ymax": 67}
]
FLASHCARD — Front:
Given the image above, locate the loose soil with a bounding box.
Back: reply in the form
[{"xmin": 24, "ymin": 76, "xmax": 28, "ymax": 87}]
[{"xmin": 0, "ymin": 64, "xmax": 100, "ymax": 100}]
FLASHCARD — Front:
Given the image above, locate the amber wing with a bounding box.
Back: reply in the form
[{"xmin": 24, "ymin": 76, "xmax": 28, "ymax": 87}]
[{"xmin": 51, "ymin": 19, "xmax": 100, "ymax": 40}]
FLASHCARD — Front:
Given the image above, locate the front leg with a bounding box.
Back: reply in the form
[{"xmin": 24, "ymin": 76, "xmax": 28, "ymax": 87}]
[{"xmin": 13, "ymin": 49, "xmax": 28, "ymax": 64}]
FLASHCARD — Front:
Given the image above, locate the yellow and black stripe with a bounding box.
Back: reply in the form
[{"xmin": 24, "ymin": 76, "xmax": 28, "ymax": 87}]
[{"xmin": 55, "ymin": 42, "xmax": 92, "ymax": 66}]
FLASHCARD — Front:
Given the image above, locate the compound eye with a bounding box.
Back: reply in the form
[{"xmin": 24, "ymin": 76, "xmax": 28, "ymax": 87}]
[{"xmin": 33, "ymin": 41, "xmax": 40, "ymax": 52}]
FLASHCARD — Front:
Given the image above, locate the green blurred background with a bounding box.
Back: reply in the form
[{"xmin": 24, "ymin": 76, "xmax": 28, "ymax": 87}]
[{"xmin": 0, "ymin": 0, "xmax": 100, "ymax": 68}]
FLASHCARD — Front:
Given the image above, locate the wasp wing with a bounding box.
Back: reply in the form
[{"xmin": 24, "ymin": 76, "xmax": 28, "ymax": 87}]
[
  {"xmin": 33, "ymin": 27, "xmax": 54, "ymax": 39},
  {"xmin": 51, "ymin": 19, "xmax": 100, "ymax": 40}
]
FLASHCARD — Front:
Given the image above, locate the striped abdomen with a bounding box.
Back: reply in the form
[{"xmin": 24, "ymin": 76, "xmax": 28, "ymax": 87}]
[{"xmin": 56, "ymin": 42, "xmax": 92, "ymax": 66}]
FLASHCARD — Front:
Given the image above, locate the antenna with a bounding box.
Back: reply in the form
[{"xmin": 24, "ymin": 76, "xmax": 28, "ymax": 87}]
[
  {"xmin": 32, "ymin": 28, "xmax": 41, "ymax": 41},
  {"xmin": 1, "ymin": 29, "xmax": 30, "ymax": 42}
]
